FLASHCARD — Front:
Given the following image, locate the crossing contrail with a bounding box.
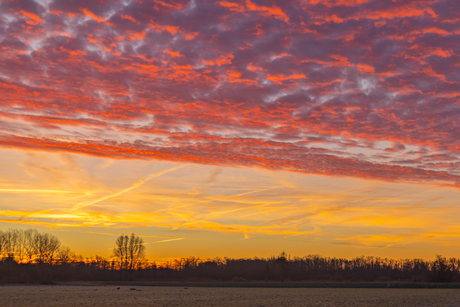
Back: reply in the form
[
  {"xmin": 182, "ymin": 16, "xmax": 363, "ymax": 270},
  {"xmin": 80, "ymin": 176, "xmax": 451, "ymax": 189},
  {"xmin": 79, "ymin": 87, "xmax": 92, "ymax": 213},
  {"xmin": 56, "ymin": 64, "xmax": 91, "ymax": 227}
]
[{"xmin": 72, "ymin": 164, "xmax": 186, "ymax": 210}]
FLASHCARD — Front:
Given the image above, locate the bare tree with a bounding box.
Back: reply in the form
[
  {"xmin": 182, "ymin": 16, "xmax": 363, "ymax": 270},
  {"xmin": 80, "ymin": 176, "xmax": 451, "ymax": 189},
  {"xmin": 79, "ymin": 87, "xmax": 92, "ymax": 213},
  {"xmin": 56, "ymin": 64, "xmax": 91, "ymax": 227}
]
[
  {"xmin": 0, "ymin": 229, "xmax": 60, "ymax": 264},
  {"xmin": 2, "ymin": 229, "xmax": 19, "ymax": 259},
  {"xmin": 56, "ymin": 246, "xmax": 75, "ymax": 264},
  {"xmin": 32, "ymin": 232, "xmax": 61, "ymax": 264},
  {"xmin": 0, "ymin": 229, "xmax": 4, "ymax": 259},
  {"xmin": 23, "ymin": 229, "xmax": 39, "ymax": 263},
  {"xmin": 113, "ymin": 233, "xmax": 146, "ymax": 278},
  {"xmin": 14, "ymin": 229, "xmax": 27, "ymax": 262}
]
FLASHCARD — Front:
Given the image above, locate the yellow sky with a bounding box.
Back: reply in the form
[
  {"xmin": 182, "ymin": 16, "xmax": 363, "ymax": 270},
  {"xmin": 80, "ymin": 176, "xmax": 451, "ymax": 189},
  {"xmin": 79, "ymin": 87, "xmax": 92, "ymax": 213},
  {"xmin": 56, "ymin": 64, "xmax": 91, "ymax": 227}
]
[{"xmin": 1, "ymin": 148, "xmax": 460, "ymax": 261}]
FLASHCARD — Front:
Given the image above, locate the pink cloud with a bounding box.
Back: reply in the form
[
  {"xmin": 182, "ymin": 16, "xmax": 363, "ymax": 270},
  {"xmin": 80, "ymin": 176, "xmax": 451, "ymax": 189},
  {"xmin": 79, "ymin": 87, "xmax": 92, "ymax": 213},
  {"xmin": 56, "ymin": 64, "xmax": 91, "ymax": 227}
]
[{"xmin": 0, "ymin": 0, "xmax": 459, "ymax": 186}]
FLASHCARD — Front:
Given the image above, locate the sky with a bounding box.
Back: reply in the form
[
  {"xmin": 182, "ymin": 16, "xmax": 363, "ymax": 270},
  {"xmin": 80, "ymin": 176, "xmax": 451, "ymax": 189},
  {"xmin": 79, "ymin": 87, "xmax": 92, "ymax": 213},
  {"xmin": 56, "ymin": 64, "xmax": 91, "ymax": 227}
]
[{"xmin": 0, "ymin": 0, "xmax": 459, "ymax": 261}]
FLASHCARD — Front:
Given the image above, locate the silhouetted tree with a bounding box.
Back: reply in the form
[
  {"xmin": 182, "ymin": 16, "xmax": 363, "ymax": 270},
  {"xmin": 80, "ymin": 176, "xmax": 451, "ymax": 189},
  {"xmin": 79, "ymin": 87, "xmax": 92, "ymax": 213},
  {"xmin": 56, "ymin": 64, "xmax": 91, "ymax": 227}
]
[
  {"xmin": 0, "ymin": 229, "xmax": 61, "ymax": 264},
  {"xmin": 428, "ymin": 255, "xmax": 454, "ymax": 282},
  {"xmin": 56, "ymin": 246, "xmax": 75, "ymax": 264},
  {"xmin": 273, "ymin": 252, "xmax": 290, "ymax": 281},
  {"xmin": 3, "ymin": 228, "xmax": 460, "ymax": 284},
  {"xmin": 33, "ymin": 232, "xmax": 61, "ymax": 264},
  {"xmin": 113, "ymin": 233, "xmax": 146, "ymax": 280}
]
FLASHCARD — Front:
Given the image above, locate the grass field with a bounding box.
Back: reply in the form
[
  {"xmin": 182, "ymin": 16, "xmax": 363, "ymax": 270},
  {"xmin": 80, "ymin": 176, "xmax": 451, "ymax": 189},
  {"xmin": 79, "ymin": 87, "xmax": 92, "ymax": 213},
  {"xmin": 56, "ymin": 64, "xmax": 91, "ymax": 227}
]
[{"xmin": 1, "ymin": 285, "xmax": 460, "ymax": 306}]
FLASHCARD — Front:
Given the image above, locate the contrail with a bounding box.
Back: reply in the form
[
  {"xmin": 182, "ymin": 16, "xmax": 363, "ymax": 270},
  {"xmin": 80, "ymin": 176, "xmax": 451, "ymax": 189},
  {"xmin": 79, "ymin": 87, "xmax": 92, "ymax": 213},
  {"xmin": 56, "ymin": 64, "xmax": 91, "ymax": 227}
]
[
  {"xmin": 236, "ymin": 186, "xmax": 279, "ymax": 197},
  {"xmin": 155, "ymin": 186, "xmax": 280, "ymax": 215},
  {"xmin": 107, "ymin": 238, "xmax": 186, "ymax": 249},
  {"xmin": 0, "ymin": 189, "xmax": 74, "ymax": 193},
  {"xmin": 72, "ymin": 164, "xmax": 186, "ymax": 210},
  {"xmin": 152, "ymin": 238, "xmax": 185, "ymax": 244},
  {"xmin": 81, "ymin": 231, "xmax": 186, "ymax": 239}
]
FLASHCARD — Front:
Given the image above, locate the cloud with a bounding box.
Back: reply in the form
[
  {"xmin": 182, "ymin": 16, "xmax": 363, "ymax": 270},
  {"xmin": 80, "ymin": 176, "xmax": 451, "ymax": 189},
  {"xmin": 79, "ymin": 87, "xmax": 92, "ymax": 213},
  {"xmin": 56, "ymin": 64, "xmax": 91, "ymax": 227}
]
[
  {"xmin": 72, "ymin": 164, "xmax": 186, "ymax": 210},
  {"xmin": 2, "ymin": 150, "xmax": 460, "ymax": 255},
  {"xmin": 0, "ymin": 0, "xmax": 459, "ymax": 188},
  {"xmin": 0, "ymin": 189, "xmax": 74, "ymax": 193}
]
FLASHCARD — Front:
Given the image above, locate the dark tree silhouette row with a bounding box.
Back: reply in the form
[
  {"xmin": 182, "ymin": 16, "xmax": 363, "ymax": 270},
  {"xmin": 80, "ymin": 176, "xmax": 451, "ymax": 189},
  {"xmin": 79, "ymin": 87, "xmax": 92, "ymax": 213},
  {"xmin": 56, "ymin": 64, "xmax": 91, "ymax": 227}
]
[{"xmin": 0, "ymin": 229, "xmax": 458, "ymax": 283}]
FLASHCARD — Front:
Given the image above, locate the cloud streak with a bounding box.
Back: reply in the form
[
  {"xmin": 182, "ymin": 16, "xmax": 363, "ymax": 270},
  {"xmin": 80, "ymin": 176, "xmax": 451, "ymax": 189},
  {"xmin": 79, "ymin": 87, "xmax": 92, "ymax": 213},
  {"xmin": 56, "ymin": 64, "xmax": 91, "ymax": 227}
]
[
  {"xmin": 72, "ymin": 164, "xmax": 186, "ymax": 210},
  {"xmin": 0, "ymin": 189, "xmax": 75, "ymax": 194},
  {"xmin": 2, "ymin": 151, "xmax": 460, "ymax": 258}
]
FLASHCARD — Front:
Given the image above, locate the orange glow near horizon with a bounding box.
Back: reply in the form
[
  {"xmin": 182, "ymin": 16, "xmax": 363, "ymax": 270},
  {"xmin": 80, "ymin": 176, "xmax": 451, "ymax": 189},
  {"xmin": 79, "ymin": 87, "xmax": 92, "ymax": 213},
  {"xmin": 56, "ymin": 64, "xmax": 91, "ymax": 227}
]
[
  {"xmin": 1, "ymin": 149, "xmax": 460, "ymax": 261},
  {"xmin": 1, "ymin": 0, "xmax": 460, "ymax": 262}
]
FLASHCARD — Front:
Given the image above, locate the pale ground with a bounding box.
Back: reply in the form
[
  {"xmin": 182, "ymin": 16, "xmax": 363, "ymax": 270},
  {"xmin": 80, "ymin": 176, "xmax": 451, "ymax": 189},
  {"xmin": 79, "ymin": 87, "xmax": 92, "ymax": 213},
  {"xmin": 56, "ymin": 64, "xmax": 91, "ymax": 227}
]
[{"xmin": 0, "ymin": 285, "xmax": 460, "ymax": 306}]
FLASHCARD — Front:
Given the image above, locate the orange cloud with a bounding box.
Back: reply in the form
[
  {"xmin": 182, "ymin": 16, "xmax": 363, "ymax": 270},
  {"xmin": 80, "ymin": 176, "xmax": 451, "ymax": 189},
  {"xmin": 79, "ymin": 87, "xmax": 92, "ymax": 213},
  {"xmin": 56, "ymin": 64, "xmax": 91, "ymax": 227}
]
[
  {"xmin": 0, "ymin": 0, "xmax": 459, "ymax": 198},
  {"xmin": 82, "ymin": 9, "xmax": 106, "ymax": 23},
  {"xmin": 246, "ymin": 0, "xmax": 289, "ymax": 22}
]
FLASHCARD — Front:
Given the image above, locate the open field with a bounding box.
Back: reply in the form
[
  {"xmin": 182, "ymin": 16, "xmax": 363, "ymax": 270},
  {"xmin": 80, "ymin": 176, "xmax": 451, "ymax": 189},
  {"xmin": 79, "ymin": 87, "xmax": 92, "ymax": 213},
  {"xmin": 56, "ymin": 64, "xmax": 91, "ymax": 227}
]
[{"xmin": 1, "ymin": 285, "xmax": 460, "ymax": 307}]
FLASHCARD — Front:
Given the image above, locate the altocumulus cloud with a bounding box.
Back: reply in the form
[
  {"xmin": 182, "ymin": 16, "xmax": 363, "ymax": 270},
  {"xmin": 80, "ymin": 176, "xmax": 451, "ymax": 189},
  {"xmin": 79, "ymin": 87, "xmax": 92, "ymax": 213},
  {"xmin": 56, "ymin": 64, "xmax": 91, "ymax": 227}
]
[{"xmin": 1, "ymin": 0, "xmax": 460, "ymax": 186}]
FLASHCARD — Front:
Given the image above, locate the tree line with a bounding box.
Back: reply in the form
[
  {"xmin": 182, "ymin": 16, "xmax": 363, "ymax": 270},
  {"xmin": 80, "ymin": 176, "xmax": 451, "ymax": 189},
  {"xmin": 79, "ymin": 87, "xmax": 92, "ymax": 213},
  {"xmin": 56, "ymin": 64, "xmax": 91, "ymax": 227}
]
[{"xmin": 0, "ymin": 229, "xmax": 459, "ymax": 283}]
